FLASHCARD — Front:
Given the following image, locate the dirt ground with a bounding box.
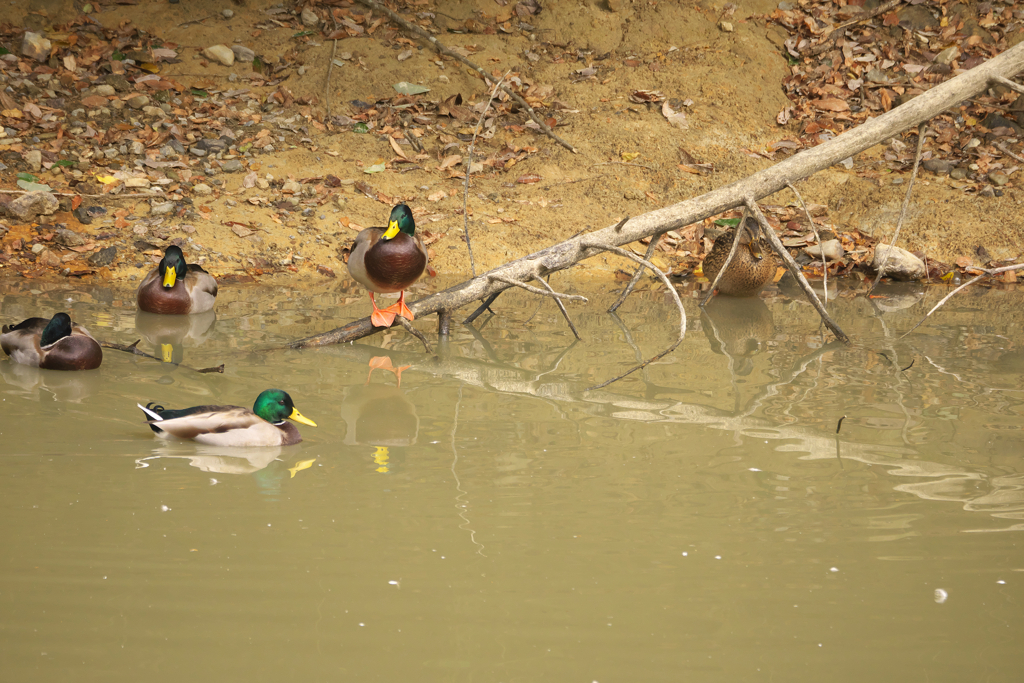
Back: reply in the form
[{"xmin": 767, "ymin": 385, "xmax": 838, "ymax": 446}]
[{"xmin": 1, "ymin": 0, "xmax": 1022, "ymax": 290}]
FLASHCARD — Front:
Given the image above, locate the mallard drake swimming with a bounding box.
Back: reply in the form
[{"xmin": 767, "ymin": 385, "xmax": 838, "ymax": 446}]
[
  {"xmin": 137, "ymin": 245, "xmax": 218, "ymax": 315},
  {"xmin": 137, "ymin": 389, "xmax": 316, "ymax": 447},
  {"xmin": 702, "ymin": 217, "xmax": 779, "ymax": 296},
  {"xmin": 0, "ymin": 312, "xmax": 102, "ymax": 370},
  {"xmin": 347, "ymin": 204, "xmax": 428, "ymax": 328}
]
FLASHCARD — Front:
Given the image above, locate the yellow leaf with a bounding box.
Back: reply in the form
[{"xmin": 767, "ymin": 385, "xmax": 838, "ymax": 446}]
[
  {"xmin": 966, "ymin": 117, "xmax": 977, "ymax": 127},
  {"xmin": 95, "ymin": 174, "xmax": 118, "ymax": 184},
  {"xmin": 288, "ymin": 458, "xmax": 316, "ymax": 478},
  {"xmin": 940, "ymin": 271, "xmax": 955, "ymax": 283},
  {"xmin": 621, "ymin": 152, "xmax": 640, "ymax": 162},
  {"xmin": 138, "ymin": 62, "xmax": 160, "ymax": 74}
]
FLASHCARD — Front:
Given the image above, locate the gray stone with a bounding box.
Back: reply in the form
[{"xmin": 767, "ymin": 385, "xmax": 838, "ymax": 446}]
[
  {"xmin": 922, "ymin": 159, "xmax": 953, "ymax": 175},
  {"xmin": 982, "ymin": 112, "xmax": 1023, "ymax": 136},
  {"xmin": 5, "ymin": 191, "xmax": 59, "ymax": 221},
  {"xmin": 222, "ymin": 159, "xmax": 243, "ymax": 172},
  {"xmin": 222, "ymin": 8, "xmax": 234, "ymax": 18},
  {"xmin": 55, "ymin": 228, "xmax": 87, "ymax": 247},
  {"xmin": 93, "ymin": 84, "xmax": 116, "ymax": 97},
  {"xmin": 25, "ymin": 149, "xmax": 42, "ymax": 172},
  {"xmin": 282, "ymin": 180, "xmax": 301, "ymax": 194},
  {"xmin": 934, "ymin": 47, "xmax": 959, "ymax": 65},
  {"xmin": 150, "ymin": 201, "xmax": 175, "ymax": 215},
  {"xmin": 203, "ymin": 44, "xmax": 235, "ymax": 66},
  {"xmin": 21, "ymin": 32, "xmax": 51, "ymax": 62},
  {"xmin": 190, "ymin": 146, "xmax": 207, "ymax": 157},
  {"xmin": 168, "ymin": 139, "xmax": 186, "ymax": 154},
  {"xmin": 127, "ymin": 95, "xmax": 150, "ymax": 109},
  {"xmin": 950, "ymin": 167, "xmax": 968, "ymax": 180},
  {"xmin": 130, "ymin": 140, "xmax": 144, "ymax": 155},
  {"xmin": 989, "ymin": 171, "xmax": 1010, "ymax": 186},
  {"xmin": 301, "ymin": 7, "xmax": 320, "ymax": 26},
  {"xmin": 192, "ymin": 183, "xmax": 213, "ymax": 196},
  {"xmin": 103, "ymin": 147, "xmax": 118, "ymax": 159},
  {"xmin": 232, "ymin": 45, "xmax": 255, "ymax": 63},
  {"xmin": 88, "ymin": 246, "xmax": 117, "ymax": 267},
  {"xmin": 142, "ymin": 106, "xmax": 165, "ymax": 117},
  {"xmin": 31, "ymin": 243, "xmax": 46, "ymax": 254},
  {"xmin": 872, "ymin": 243, "xmax": 926, "ymax": 281},
  {"xmin": 105, "ymin": 74, "xmax": 131, "ymax": 92},
  {"xmin": 865, "ymin": 68, "xmax": 888, "ymax": 84},
  {"xmin": 804, "ymin": 239, "xmax": 845, "ymax": 261},
  {"xmin": 980, "ymin": 185, "xmax": 996, "ymax": 197}
]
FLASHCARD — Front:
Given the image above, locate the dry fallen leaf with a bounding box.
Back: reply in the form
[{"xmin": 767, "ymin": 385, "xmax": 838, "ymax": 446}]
[{"xmin": 516, "ymin": 174, "xmax": 541, "ymax": 184}]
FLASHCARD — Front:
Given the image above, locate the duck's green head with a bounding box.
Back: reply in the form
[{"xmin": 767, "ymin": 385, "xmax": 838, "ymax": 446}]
[
  {"xmin": 381, "ymin": 204, "xmax": 415, "ymax": 241},
  {"xmin": 40, "ymin": 312, "xmax": 73, "ymax": 347},
  {"xmin": 158, "ymin": 245, "xmax": 188, "ymax": 288},
  {"xmin": 253, "ymin": 389, "xmax": 317, "ymax": 427}
]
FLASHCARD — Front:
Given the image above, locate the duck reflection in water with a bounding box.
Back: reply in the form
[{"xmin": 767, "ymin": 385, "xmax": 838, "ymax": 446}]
[
  {"xmin": 700, "ymin": 296, "xmax": 775, "ymax": 377},
  {"xmin": 134, "ymin": 309, "xmax": 217, "ymax": 365},
  {"xmin": 0, "ymin": 360, "xmax": 104, "ymax": 403},
  {"xmin": 137, "ymin": 445, "xmax": 284, "ymax": 475},
  {"xmin": 341, "ymin": 366, "xmax": 419, "ymax": 474}
]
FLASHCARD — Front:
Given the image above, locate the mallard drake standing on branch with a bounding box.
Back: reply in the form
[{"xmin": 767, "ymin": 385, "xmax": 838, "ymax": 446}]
[
  {"xmin": 702, "ymin": 217, "xmax": 780, "ymax": 297},
  {"xmin": 137, "ymin": 389, "xmax": 317, "ymax": 447},
  {"xmin": 137, "ymin": 245, "xmax": 218, "ymax": 315},
  {"xmin": 346, "ymin": 204, "xmax": 428, "ymax": 328},
  {"xmin": 1, "ymin": 312, "xmax": 103, "ymax": 370}
]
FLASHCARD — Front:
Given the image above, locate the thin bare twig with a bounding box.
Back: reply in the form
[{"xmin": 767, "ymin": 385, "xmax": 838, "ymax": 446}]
[
  {"xmin": 991, "ymin": 75, "xmax": 1024, "ymax": 97},
  {"xmin": 786, "ymin": 181, "xmax": 827, "ymax": 308},
  {"xmin": 353, "ymin": 0, "xmax": 576, "ymax": 154},
  {"xmin": 395, "ymin": 316, "xmax": 434, "ymax": 354},
  {"xmin": 745, "ymin": 199, "xmax": 849, "ymax": 342},
  {"xmin": 324, "ymin": 12, "xmax": 341, "ymax": 119},
  {"xmin": 488, "ymin": 274, "xmax": 588, "ymax": 302},
  {"xmin": 582, "ymin": 242, "xmax": 686, "ymax": 390},
  {"xmin": 463, "ymin": 70, "xmax": 511, "ymax": 278},
  {"xmin": 898, "ymin": 263, "xmax": 1024, "ymax": 339},
  {"xmin": 700, "ymin": 207, "xmax": 749, "ymax": 308},
  {"xmin": 463, "ymin": 292, "xmax": 501, "ymax": 324},
  {"xmin": 533, "ymin": 275, "xmax": 582, "ymax": 340},
  {"xmin": 806, "ymin": 0, "xmax": 904, "ymax": 56},
  {"xmin": 871, "ymin": 123, "xmax": 926, "ymax": 291},
  {"xmin": 609, "ymin": 233, "xmax": 661, "ymax": 313},
  {"xmin": 99, "ymin": 340, "xmax": 225, "ymax": 373},
  {"xmin": 995, "ymin": 141, "xmax": 1024, "ymax": 163},
  {"xmin": 0, "ymin": 189, "xmax": 165, "ymax": 199},
  {"xmin": 588, "ymin": 161, "xmax": 657, "ymax": 171}
]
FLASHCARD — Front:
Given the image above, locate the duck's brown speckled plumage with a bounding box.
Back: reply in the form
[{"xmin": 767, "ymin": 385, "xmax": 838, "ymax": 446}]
[
  {"xmin": 702, "ymin": 218, "xmax": 779, "ymax": 297},
  {"xmin": 137, "ymin": 245, "xmax": 218, "ymax": 315}
]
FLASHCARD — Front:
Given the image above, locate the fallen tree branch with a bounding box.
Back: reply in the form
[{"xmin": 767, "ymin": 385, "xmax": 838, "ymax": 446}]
[
  {"xmin": 898, "ymin": 263, "xmax": 1024, "ymax": 339},
  {"xmin": 786, "ymin": 181, "xmax": 827, "ymax": 308},
  {"xmin": 582, "ymin": 242, "xmax": 686, "ymax": 390},
  {"xmin": 99, "ymin": 340, "xmax": 225, "ymax": 373},
  {"xmin": 464, "ymin": 292, "xmax": 500, "ymax": 324},
  {"xmin": 285, "ymin": 43, "xmax": 1024, "ymax": 349},
  {"xmin": 533, "ymin": 275, "xmax": 582, "ymax": 340},
  {"xmin": 871, "ymin": 123, "xmax": 926, "ymax": 291},
  {"xmin": 745, "ymin": 199, "xmax": 849, "ymax": 342},
  {"xmin": 489, "ymin": 274, "xmax": 588, "ymax": 302},
  {"xmin": 396, "ymin": 316, "xmax": 434, "ymax": 355},
  {"xmin": 463, "ymin": 70, "xmax": 511, "ymax": 277},
  {"xmin": 608, "ymin": 233, "xmax": 660, "ymax": 313},
  {"xmin": 700, "ymin": 206, "xmax": 749, "ymax": 308},
  {"xmin": 353, "ymin": 0, "xmax": 577, "ymax": 153}
]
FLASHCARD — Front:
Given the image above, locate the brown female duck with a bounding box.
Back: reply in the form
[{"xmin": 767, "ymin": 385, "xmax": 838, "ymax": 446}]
[
  {"xmin": 346, "ymin": 204, "xmax": 428, "ymax": 328},
  {"xmin": 702, "ymin": 217, "xmax": 779, "ymax": 296},
  {"xmin": 137, "ymin": 245, "xmax": 218, "ymax": 315},
  {"xmin": 0, "ymin": 312, "xmax": 103, "ymax": 370}
]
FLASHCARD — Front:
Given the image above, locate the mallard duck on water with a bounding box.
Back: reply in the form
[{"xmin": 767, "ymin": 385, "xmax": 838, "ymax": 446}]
[
  {"xmin": 137, "ymin": 245, "xmax": 218, "ymax": 315},
  {"xmin": 702, "ymin": 217, "xmax": 779, "ymax": 296},
  {"xmin": 346, "ymin": 204, "xmax": 428, "ymax": 328},
  {"xmin": 0, "ymin": 312, "xmax": 102, "ymax": 370},
  {"xmin": 137, "ymin": 389, "xmax": 316, "ymax": 447}
]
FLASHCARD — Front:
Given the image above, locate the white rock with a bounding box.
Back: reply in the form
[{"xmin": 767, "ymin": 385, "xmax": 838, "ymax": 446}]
[
  {"xmin": 203, "ymin": 44, "xmax": 235, "ymax": 67},
  {"xmin": 192, "ymin": 183, "xmax": 213, "ymax": 196},
  {"xmin": 872, "ymin": 243, "xmax": 926, "ymax": 281},
  {"xmin": 124, "ymin": 177, "xmax": 150, "ymax": 188},
  {"xmin": 804, "ymin": 239, "xmax": 845, "ymax": 261}
]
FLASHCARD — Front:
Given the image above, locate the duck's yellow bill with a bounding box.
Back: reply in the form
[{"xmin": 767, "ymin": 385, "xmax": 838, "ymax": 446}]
[
  {"xmin": 289, "ymin": 408, "xmax": 317, "ymax": 427},
  {"xmin": 162, "ymin": 268, "xmax": 177, "ymax": 288},
  {"xmin": 382, "ymin": 219, "xmax": 401, "ymax": 240}
]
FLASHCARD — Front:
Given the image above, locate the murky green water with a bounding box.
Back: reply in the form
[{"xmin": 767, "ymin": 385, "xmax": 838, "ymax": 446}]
[{"xmin": 1, "ymin": 277, "xmax": 1022, "ymax": 682}]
